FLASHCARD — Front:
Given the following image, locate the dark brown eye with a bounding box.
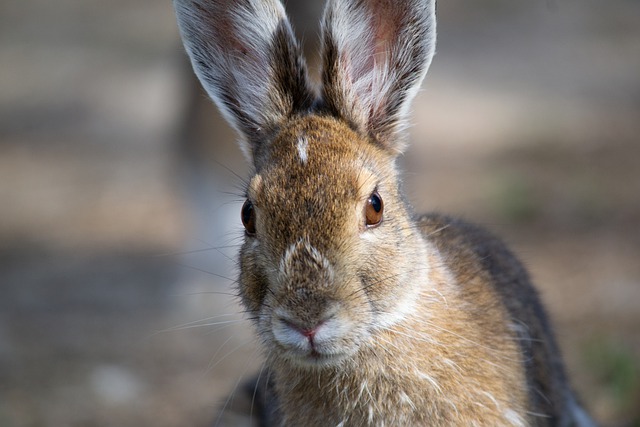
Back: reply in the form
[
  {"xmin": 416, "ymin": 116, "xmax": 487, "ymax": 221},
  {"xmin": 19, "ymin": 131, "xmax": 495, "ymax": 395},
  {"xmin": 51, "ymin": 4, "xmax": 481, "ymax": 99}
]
[
  {"xmin": 241, "ymin": 199, "xmax": 256, "ymax": 235},
  {"xmin": 365, "ymin": 191, "xmax": 383, "ymax": 228}
]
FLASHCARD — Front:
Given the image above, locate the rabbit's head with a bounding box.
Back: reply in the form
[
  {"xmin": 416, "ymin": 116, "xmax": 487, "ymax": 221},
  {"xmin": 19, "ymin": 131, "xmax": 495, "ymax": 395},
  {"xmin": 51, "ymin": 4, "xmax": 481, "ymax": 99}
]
[{"xmin": 175, "ymin": 0, "xmax": 436, "ymax": 367}]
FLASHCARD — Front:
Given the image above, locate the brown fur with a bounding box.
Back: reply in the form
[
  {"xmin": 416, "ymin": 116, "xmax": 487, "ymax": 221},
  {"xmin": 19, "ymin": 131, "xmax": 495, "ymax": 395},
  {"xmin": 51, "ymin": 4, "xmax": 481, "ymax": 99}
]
[
  {"xmin": 173, "ymin": 0, "xmax": 595, "ymax": 425},
  {"xmin": 239, "ymin": 116, "xmax": 529, "ymax": 425}
]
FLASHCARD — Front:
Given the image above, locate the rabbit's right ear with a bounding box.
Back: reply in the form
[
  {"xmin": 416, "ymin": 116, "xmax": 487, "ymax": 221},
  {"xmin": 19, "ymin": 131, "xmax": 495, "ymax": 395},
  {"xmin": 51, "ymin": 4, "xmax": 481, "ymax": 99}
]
[{"xmin": 174, "ymin": 0, "xmax": 314, "ymax": 164}]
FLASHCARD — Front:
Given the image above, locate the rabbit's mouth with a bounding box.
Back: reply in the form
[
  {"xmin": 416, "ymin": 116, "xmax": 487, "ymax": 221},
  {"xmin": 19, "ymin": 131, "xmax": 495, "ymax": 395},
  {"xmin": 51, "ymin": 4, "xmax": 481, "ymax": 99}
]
[{"xmin": 270, "ymin": 313, "xmax": 361, "ymax": 368}]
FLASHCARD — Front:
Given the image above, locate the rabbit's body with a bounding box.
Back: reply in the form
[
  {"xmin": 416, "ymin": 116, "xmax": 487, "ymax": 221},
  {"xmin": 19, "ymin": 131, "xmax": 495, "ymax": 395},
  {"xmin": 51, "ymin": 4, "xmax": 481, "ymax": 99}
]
[{"xmin": 174, "ymin": 0, "xmax": 596, "ymax": 425}]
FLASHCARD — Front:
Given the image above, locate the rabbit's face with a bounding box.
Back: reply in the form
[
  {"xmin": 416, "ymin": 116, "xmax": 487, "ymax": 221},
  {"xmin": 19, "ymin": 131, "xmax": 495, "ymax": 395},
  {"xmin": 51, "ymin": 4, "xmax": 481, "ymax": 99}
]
[
  {"xmin": 238, "ymin": 115, "xmax": 424, "ymax": 368},
  {"xmin": 175, "ymin": 0, "xmax": 436, "ymax": 369}
]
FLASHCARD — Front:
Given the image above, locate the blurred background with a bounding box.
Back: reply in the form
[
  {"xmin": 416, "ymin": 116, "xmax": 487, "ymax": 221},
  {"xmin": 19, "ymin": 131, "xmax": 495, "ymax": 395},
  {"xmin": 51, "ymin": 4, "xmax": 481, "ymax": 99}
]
[{"xmin": 1, "ymin": 0, "xmax": 639, "ymax": 426}]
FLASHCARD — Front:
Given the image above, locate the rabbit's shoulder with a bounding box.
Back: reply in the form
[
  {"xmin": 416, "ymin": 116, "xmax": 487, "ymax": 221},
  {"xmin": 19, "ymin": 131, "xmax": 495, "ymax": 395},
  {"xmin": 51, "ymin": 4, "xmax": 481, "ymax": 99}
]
[{"xmin": 418, "ymin": 213, "xmax": 577, "ymax": 422}]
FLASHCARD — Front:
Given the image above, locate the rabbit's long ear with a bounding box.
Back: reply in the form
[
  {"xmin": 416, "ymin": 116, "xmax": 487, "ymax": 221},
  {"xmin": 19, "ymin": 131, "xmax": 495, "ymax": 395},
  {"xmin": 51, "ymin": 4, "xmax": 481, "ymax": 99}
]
[
  {"xmin": 321, "ymin": 0, "xmax": 436, "ymax": 154},
  {"xmin": 174, "ymin": 0, "xmax": 314, "ymax": 162}
]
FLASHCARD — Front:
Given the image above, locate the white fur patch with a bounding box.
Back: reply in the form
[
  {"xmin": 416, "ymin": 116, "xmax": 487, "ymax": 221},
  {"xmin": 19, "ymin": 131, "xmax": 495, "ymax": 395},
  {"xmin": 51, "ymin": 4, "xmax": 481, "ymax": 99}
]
[
  {"xmin": 399, "ymin": 391, "xmax": 416, "ymax": 410},
  {"xmin": 415, "ymin": 370, "xmax": 443, "ymax": 395},
  {"xmin": 367, "ymin": 405, "xmax": 374, "ymax": 425},
  {"xmin": 280, "ymin": 240, "xmax": 331, "ymax": 281},
  {"xmin": 272, "ymin": 314, "xmax": 310, "ymax": 351},
  {"xmin": 375, "ymin": 293, "xmax": 418, "ymax": 328},
  {"xmin": 503, "ymin": 409, "xmax": 526, "ymax": 427},
  {"xmin": 373, "ymin": 264, "xmax": 428, "ymax": 329},
  {"xmin": 297, "ymin": 136, "xmax": 309, "ymax": 164},
  {"xmin": 480, "ymin": 391, "xmax": 500, "ymax": 410}
]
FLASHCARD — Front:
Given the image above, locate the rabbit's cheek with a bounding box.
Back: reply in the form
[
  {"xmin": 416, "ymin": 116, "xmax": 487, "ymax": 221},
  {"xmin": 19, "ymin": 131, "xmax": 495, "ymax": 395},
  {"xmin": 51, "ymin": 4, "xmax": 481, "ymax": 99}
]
[{"xmin": 237, "ymin": 247, "xmax": 273, "ymax": 317}]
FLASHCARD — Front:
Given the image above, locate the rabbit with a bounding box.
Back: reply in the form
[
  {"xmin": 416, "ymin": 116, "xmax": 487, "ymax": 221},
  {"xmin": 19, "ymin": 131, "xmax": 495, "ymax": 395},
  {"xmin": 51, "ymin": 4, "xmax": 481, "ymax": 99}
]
[{"xmin": 173, "ymin": 0, "xmax": 597, "ymax": 425}]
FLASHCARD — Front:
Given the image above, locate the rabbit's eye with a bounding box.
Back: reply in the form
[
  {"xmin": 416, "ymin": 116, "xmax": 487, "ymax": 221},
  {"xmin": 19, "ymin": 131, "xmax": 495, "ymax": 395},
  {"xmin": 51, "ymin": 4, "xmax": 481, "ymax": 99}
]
[
  {"xmin": 241, "ymin": 199, "xmax": 256, "ymax": 235},
  {"xmin": 365, "ymin": 191, "xmax": 384, "ymax": 228}
]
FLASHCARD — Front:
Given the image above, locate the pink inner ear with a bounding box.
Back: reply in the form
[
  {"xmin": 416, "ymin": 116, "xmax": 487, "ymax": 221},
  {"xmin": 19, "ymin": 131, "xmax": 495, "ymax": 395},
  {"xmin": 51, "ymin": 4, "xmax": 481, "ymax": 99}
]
[
  {"xmin": 340, "ymin": 0, "xmax": 406, "ymax": 124},
  {"xmin": 342, "ymin": 0, "xmax": 405, "ymax": 89},
  {"xmin": 369, "ymin": 0, "xmax": 403, "ymax": 62}
]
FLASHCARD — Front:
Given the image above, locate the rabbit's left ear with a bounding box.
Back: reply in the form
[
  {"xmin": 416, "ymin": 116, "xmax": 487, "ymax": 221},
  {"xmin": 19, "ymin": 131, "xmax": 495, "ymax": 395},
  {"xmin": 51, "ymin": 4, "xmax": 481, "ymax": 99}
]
[
  {"xmin": 174, "ymin": 0, "xmax": 314, "ymax": 164},
  {"xmin": 321, "ymin": 0, "xmax": 436, "ymax": 154}
]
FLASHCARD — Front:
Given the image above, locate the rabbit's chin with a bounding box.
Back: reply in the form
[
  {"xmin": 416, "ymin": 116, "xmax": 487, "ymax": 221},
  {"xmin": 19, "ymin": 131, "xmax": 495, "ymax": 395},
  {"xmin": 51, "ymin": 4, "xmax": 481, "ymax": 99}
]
[{"xmin": 274, "ymin": 345, "xmax": 356, "ymax": 369}]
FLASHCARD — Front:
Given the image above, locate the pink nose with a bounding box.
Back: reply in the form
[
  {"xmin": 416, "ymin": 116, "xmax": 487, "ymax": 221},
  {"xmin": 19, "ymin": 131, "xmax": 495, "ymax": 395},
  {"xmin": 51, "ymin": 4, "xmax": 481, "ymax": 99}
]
[
  {"xmin": 282, "ymin": 318, "xmax": 322, "ymax": 343},
  {"xmin": 300, "ymin": 327, "xmax": 317, "ymax": 340}
]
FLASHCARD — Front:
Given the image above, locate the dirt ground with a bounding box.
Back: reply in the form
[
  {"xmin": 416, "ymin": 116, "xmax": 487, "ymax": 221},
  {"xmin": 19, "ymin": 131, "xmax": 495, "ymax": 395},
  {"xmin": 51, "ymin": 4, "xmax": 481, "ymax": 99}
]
[{"xmin": 1, "ymin": 1, "xmax": 639, "ymax": 426}]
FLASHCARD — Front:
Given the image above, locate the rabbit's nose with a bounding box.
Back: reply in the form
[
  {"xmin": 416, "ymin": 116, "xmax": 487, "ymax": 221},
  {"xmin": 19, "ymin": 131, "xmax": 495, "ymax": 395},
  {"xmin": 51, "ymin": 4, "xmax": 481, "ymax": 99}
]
[
  {"xmin": 270, "ymin": 306, "xmax": 357, "ymax": 366},
  {"xmin": 280, "ymin": 318, "xmax": 324, "ymax": 344},
  {"xmin": 272, "ymin": 310, "xmax": 339, "ymax": 353}
]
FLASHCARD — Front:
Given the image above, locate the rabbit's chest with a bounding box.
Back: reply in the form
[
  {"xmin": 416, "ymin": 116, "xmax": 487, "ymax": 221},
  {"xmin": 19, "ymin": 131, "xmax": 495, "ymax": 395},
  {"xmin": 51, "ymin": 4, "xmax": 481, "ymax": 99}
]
[{"xmin": 271, "ymin": 344, "xmax": 528, "ymax": 426}]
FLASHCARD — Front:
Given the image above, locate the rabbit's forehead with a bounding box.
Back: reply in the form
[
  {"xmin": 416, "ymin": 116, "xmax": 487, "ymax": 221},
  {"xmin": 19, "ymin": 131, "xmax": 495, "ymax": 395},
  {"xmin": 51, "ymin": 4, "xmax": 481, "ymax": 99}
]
[
  {"xmin": 268, "ymin": 115, "xmax": 367, "ymax": 164},
  {"xmin": 253, "ymin": 116, "xmax": 384, "ymax": 201}
]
